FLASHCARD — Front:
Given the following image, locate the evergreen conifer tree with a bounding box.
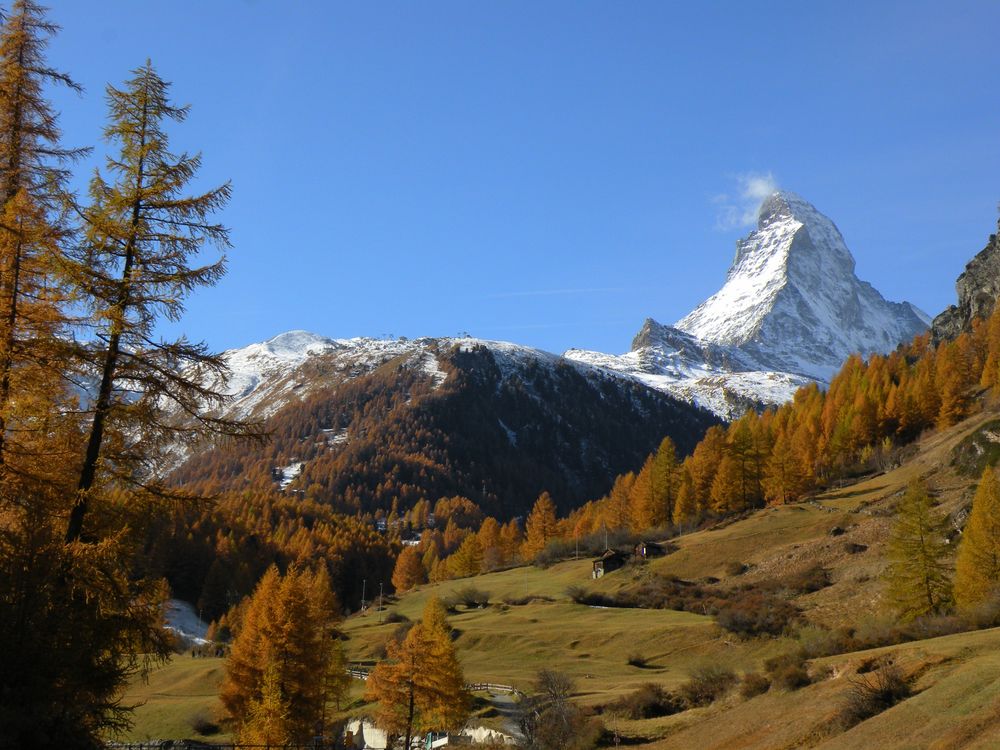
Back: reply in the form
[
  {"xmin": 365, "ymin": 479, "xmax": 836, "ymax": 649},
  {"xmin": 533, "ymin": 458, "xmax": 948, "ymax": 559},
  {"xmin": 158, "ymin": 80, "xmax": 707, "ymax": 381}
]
[{"xmin": 884, "ymin": 480, "xmax": 952, "ymax": 621}]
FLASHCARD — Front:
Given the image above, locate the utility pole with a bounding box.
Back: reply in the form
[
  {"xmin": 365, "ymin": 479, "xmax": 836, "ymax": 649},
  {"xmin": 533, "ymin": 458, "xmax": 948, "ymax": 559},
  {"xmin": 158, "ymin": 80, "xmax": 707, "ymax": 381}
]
[
  {"xmin": 378, "ymin": 582, "xmax": 384, "ymax": 624},
  {"xmin": 361, "ymin": 579, "xmax": 367, "ymax": 614}
]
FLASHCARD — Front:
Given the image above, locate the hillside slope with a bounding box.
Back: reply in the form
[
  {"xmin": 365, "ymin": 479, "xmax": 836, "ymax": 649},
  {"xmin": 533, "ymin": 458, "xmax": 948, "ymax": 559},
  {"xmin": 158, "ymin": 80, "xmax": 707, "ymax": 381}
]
[
  {"xmin": 174, "ymin": 335, "xmax": 719, "ymax": 518},
  {"xmin": 128, "ymin": 399, "xmax": 1000, "ymax": 748}
]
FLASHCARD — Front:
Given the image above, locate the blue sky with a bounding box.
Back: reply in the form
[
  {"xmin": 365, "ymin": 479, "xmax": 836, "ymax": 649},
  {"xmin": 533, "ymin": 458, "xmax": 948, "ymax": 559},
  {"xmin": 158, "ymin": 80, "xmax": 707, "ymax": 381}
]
[{"xmin": 44, "ymin": 1, "xmax": 1000, "ymax": 355}]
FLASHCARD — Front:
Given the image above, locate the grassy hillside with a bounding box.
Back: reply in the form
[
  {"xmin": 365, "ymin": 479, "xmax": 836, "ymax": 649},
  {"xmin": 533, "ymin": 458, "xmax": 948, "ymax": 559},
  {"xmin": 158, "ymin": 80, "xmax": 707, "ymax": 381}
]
[{"xmin": 121, "ymin": 401, "xmax": 1000, "ymax": 746}]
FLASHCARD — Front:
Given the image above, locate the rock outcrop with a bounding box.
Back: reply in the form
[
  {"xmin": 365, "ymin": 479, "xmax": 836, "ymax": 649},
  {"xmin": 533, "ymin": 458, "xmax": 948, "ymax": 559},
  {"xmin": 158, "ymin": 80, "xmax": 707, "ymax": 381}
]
[{"xmin": 932, "ymin": 219, "xmax": 1000, "ymax": 343}]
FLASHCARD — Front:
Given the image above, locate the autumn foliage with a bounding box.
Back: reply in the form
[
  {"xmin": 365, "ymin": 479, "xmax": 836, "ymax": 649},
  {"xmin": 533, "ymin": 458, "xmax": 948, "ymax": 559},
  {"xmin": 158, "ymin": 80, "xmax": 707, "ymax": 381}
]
[
  {"xmin": 221, "ymin": 565, "xmax": 350, "ymax": 742},
  {"xmin": 365, "ymin": 597, "xmax": 470, "ymax": 748}
]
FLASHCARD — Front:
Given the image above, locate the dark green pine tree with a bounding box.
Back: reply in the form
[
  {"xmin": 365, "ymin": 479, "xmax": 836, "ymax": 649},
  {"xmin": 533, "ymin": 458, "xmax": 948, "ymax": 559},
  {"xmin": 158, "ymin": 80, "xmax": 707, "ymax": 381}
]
[{"xmin": 65, "ymin": 61, "xmax": 259, "ymax": 543}]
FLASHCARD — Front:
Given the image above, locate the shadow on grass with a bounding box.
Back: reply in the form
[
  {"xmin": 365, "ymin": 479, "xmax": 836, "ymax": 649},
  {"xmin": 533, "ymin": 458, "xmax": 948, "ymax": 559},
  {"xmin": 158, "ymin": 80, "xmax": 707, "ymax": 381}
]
[{"xmin": 821, "ymin": 484, "xmax": 888, "ymax": 501}]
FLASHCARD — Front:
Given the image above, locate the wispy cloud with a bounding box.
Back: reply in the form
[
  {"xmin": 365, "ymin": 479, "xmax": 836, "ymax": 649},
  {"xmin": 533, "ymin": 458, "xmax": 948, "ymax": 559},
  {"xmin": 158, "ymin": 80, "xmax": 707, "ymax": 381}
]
[
  {"xmin": 478, "ymin": 317, "xmax": 633, "ymax": 332},
  {"xmin": 712, "ymin": 172, "xmax": 779, "ymax": 230},
  {"xmin": 486, "ymin": 287, "xmax": 626, "ymax": 300}
]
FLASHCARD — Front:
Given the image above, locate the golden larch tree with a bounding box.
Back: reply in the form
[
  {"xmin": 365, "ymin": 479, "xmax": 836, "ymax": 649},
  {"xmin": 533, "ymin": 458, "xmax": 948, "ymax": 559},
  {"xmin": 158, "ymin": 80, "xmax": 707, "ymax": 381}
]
[
  {"xmin": 221, "ymin": 565, "xmax": 348, "ymax": 742},
  {"xmin": 65, "ymin": 60, "xmax": 258, "ymax": 543},
  {"xmin": 954, "ymin": 467, "xmax": 1000, "ymax": 610},
  {"xmin": 392, "ymin": 544, "xmax": 427, "ymax": 593},
  {"xmin": 365, "ymin": 596, "xmax": 470, "ymax": 749},
  {"xmin": 521, "ymin": 491, "xmax": 559, "ymax": 559}
]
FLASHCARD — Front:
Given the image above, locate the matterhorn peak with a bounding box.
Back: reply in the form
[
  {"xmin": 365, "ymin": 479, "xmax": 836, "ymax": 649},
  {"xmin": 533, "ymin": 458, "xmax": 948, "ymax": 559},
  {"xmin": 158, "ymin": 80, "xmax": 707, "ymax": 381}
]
[{"xmin": 674, "ymin": 190, "xmax": 927, "ymax": 380}]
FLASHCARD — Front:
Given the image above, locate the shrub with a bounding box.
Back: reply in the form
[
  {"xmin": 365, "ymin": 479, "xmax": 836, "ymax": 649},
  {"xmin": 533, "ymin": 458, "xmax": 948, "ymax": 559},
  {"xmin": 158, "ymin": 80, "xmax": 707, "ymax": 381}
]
[
  {"xmin": 680, "ymin": 665, "xmax": 737, "ymax": 707},
  {"xmin": 716, "ymin": 592, "xmax": 800, "ymax": 636},
  {"xmin": 383, "ymin": 611, "xmax": 409, "ymax": 624},
  {"xmin": 725, "ymin": 561, "xmax": 749, "ymax": 577},
  {"xmin": 502, "ymin": 594, "xmax": 554, "ymax": 606},
  {"xmin": 962, "ymin": 591, "xmax": 1000, "ymax": 629},
  {"xmin": 782, "ymin": 564, "xmax": 831, "ymax": 594},
  {"xmin": 189, "ymin": 709, "xmax": 220, "ymax": 736},
  {"xmin": 626, "ymin": 652, "xmax": 648, "ymax": 668},
  {"xmin": 852, "ymin": 613, "xmax": 902, "ymax": 649},
  {"xmin": 448, "ymin": 585, "xmax": 491, "ymax": 609},
  {"xmin": 797, "ymin": 624, "xmax": 856, "ymax": 659},
  {"xmin": 838, "ymin": 659, "xmax": 911, "ymax": 728},
  {"xmin": 607, "ymin": 683, "xmax": 683, "ymax": 719},
  {"xmin": 763, "ymin": 652, "xmax": 811, "ymax": 691},
  {"xmin": 739, "ymin": 672, "xmax": 770, "ymax": 698}
]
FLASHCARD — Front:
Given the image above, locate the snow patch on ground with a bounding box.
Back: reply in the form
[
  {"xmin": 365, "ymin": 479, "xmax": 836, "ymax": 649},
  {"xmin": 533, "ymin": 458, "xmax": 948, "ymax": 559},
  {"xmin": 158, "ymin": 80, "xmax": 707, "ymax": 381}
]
[
  {"xmin": 322, "ymin": 427, "xmax": 350, "ymax": 447},
  {"xmin": 164, "ymin": 599, "xmax": 209, "ymax": 645},
  {"xmin": 498, "ymin": 419, "xmax": 518, "ymax": 446},
  {"xmin": 276, "ymin": 461, "xmax": 304, "ymax": 490}
]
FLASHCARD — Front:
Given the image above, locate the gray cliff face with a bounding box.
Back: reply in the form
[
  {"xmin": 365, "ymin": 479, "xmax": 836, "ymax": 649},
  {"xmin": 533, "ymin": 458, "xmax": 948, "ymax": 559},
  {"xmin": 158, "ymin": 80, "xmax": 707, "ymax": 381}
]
[{"xmin": 932, "ymin": 223, "xmax": 1000, "ymax": 343}]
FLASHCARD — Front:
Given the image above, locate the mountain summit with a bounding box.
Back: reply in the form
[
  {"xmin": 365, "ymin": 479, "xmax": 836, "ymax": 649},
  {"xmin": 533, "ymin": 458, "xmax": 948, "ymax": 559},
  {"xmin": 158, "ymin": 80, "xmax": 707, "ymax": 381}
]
[
  {"xmin": 676, "ymin": 191, "xmax": 929, "ymax": 380},
  {"xmin": 567, "ymin": 191, "xmax": 929, "ymax": 416}
]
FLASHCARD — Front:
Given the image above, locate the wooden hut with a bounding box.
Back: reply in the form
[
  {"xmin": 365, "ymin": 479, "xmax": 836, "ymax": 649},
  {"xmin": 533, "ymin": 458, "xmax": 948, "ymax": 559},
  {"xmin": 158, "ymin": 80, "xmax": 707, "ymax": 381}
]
[{"xmin": 592, "ymin": 549, "xmax": 629, "ymax": 579}]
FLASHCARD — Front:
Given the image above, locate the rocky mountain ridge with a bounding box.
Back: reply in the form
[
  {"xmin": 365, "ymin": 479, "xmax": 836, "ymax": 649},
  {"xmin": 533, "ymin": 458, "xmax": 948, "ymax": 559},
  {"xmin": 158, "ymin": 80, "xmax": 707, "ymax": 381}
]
[
  {"xmin": 932, "ymin": 217, "xmax": 1000, "ymax": 342},
  {"xmin": 175, "ymin": 332, "xmax": 719, "ymax": 517},
  {"xmin": 170, "ymin": 190, "xmax": 933, "ymax": 514}
]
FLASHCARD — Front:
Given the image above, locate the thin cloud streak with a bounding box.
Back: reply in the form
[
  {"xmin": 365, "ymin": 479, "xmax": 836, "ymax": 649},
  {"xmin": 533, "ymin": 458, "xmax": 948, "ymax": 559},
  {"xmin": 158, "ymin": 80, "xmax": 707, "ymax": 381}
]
[
  {"xmin": 478, "ymin": 318, "xmax": 634, "ymax": 332},
  {"xmin": 486, "ymin": 287, "xmax": 626, "ymax": 300}
]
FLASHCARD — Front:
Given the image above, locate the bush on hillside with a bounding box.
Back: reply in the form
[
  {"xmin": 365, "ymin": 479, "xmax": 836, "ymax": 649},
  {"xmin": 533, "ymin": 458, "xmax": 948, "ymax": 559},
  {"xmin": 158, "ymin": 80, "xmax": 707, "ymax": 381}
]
[
  {"xmin": 782, "ymin": 564, "xmax": 831, "ymax": 594},
  {"xmin": 716, "ymin": 591, "xmax": 800, "ymax": 636},
  {"xmin": 447, "ymin": 585, "xmax": 491, "ymax": 609},
  {"xmin": 680, "ymin": 665, "xmax": 737, "ymax": 707},
  {"xmin": 837, "ymin": 659, "xmax": 911, "ymax": 728},
  {"xmin": 606, "ymin": 683, "xmax": 684, "ymax": 719},
  {"xmin": 626, "ymin": 652, "xmax": 649, "ymax": 668},
  {"xmin": 739, "ymin": 672, "xmax": 771, "ymax": 698},
  {"xmin": 763, "ymin": 652, "xmax": 811, "ymax": 691},
  {"xmin": 725, "ymin": 561, "xmax": 749, "ymax": 577}
]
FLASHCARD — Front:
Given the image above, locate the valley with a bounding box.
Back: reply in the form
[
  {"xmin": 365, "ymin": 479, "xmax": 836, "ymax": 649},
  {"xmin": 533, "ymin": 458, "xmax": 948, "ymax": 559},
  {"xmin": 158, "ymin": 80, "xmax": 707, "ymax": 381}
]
[{"xmin": 126, "ymin": 391, "xmax": 1000, "ymax": 747}]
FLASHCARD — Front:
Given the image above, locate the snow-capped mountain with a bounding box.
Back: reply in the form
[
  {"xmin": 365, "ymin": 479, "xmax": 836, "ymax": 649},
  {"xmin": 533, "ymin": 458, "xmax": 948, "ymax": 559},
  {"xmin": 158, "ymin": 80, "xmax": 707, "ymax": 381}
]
[
  {"xmin": 203, "ymin": 191, "xmax": 926, "ymax": 434},
  {"xmin": 176, "ymin": 192, "xmax": 928, "ymax": 512},
  {"xmin": 566, "ymin": 320, "xmax": 812, "ymax": 418},
  {"xmin": 676, "ymin": 191, "xmax": 929, "ymax": 380},
  {"xmin": 566, "ymin": 191, "xmax": 929, "ymax": 416},
  {"xmin": 215, "ymin": 331, "xmax": 641, "ymax": 421},
  {"xmin": 177, "ymin": 331, "xmax": 718, "ymax": 516}
]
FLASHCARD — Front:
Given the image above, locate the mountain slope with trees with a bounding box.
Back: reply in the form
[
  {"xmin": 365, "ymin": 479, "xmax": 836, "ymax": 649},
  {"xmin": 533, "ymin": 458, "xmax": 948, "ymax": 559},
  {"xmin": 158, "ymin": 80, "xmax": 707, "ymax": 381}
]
[{"xmin": 172, "ymin": 338, "xmax": 720, "ymax": 520}]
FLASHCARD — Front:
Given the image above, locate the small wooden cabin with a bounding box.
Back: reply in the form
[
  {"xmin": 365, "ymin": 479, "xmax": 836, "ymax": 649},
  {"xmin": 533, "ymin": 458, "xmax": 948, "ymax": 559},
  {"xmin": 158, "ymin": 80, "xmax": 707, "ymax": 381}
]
[
  {"xmin": 592, "ymin": 549, "xmax": 629, "ymax": 579},
  {"xmin": 634, "ymin": 541, "xmax": 671, "ymax": 560}
]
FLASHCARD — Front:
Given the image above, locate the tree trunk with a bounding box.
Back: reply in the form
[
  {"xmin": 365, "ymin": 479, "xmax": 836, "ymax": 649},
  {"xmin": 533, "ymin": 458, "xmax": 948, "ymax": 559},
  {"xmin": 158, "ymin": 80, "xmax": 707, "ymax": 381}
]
[{"xmin": 65, "ymin": 80, "xmax": 148, "ymax": 544}]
